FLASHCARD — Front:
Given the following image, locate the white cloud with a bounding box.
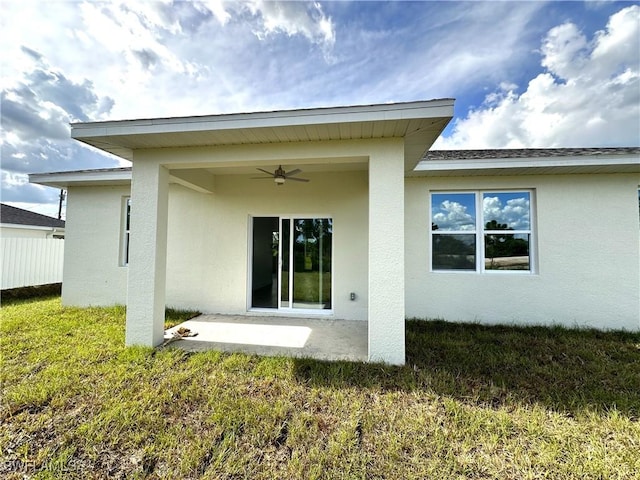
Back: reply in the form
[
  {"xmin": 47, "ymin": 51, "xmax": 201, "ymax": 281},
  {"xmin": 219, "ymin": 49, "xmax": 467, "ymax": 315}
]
[
  {"xmin": 436, "ymin": 5, "xmax": 640, "ymax": 149},
  {"xmin": 432, "ymin": 200, "xmax": 475, "ymax": 231},
  {"xmin": 1, "ymin": 48, "xmax": 124, "ymax": 212},
  {"xmin": 241, "ymin": 1, "xmax": 335, "ymax": 51},
  {"xmin": 1, "ymin": 48, "xmax": 115, "ymax": 143},
  {"xmin": 78, "ymin": 1, "xmax": 197, "ymax": 81},
  {"xmin": 195, "ymin": 0, "xmax": 231, "ymax": 25},
  {"xmin": 0, "ymin": 170, "xmax": 60, "ymax": 207},
  {"xmin": 194, "ymin": 1, "xmax": 335, "ymax": 55}
]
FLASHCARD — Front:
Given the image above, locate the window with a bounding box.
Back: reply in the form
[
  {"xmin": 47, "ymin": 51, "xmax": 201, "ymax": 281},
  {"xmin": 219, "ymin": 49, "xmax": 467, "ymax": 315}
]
[
  {"xmin": 431, "ymin": 191, "xmax": 533, "ymax": 272},
  {"xmin": 120, "ymin": 197, "xmax": 131, "ymax": 266}
]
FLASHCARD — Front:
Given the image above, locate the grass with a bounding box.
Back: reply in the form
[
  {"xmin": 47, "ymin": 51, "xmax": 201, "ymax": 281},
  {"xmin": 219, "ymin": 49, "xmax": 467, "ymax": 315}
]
[{"xmin": 1, "ymin": 297, "xmax": 639, "ymax": 479}]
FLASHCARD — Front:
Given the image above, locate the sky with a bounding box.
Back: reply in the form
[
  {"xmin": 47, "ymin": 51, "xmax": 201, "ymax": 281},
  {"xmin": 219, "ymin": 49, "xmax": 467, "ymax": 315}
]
[{"xmin": 1, "ymin": 0, "xmax": 639, "ymax": 218}]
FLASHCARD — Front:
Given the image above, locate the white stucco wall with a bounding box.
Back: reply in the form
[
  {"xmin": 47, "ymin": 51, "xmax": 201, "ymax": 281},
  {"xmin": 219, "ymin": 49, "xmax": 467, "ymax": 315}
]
[
  {"xmin": 62, "ymin": 171, "xmax": 369, "ymax": 322},
  {"xmin": 405, "ymin": 173, "xmax": 640, "ymax": 331},
  {"xmin": 165, "ymin": 170, "xmax": 369, "ymax": 321},
  {"xmin": 62, "ymin": 185, "xmax": 130, "ymax": 306},
  {"xmin": 63, "ymin": 167, "xmax": 639, "ymax": 332}
]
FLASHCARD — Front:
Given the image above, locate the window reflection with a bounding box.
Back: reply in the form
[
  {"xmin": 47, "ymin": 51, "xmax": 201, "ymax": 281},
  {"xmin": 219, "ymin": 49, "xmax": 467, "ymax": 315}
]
[
  {"xmin": 431, "ymin": 193, "xmax": 476, "ymax": 231},
  {"xmin": 484, "ymin": 234, "xmax": 530, "ymax": 270},
  {"xmin": 292, "ymin": 219, "xmax": 332, "ymax": 309},
  {"xmin": 431, "ymin": 190, "xmax": 533, "ymax": 273},
  {"xmin": 432, "ymin": 234, "xmax": 476, "ymax": 270},
  {"xmin": 483, "ymin": 192, "xmax": 530, "ymax": 230}
]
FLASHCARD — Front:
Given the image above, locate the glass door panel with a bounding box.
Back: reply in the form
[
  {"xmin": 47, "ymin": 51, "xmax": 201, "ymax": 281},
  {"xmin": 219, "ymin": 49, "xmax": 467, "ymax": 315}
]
[
  {"xmin": 292, "ymin": 218, "xmax": 332, "ymax": 310},
  {"xmin": 251, "ymin": 217, "xmax": 279, "ymax": 308},
  {"xmin": 280, "ymin": 218, "xmax": 290, "ymax": 308}
]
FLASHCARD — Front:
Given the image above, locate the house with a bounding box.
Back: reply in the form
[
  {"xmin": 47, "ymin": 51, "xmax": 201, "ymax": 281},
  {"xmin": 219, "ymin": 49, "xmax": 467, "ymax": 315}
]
[
  {"xmin": 29, "ymin": 100, "xmax": 640, "ymax": 365},
  {"xmin": 1, "ymin": 203, "xmax": 65, "ymax": 289},
  {"xmin": 1, "ymin": 203, "xmax": 65, "ymax": 238}
]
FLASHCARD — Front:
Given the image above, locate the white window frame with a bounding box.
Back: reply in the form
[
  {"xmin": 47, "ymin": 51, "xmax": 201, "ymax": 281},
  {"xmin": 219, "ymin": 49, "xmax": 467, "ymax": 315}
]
[
  {"xmin": 120, "ymin": 196, "xmax": 131, "ymax": 267},
  {"xmin": 430, "ymin": 189, "xmax": 536, "ymax": 274}
]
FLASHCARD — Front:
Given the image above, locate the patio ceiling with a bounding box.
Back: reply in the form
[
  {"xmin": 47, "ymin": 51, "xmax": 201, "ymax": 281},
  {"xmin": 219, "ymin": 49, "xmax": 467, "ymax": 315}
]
[{"xmin": 71, "ymin": 100, "xmax": 454, "ymax": 172}]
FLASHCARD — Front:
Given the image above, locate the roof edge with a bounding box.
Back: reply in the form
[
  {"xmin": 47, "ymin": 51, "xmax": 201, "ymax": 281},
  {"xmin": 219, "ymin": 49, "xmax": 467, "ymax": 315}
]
[
  {"xmin": 1, "ymin": 223, "xmax": 65, "ymax": 231},
  {"xmin": 29, "ymin": 168, "xmax": 132, "ymax": 189},
  {"xmin": 70, "ymin": 99, "xmax": 456, "ymax": 131},
  {"xmin": 414, "ymin": 148, "xmax": 640, "ymax": 175}
]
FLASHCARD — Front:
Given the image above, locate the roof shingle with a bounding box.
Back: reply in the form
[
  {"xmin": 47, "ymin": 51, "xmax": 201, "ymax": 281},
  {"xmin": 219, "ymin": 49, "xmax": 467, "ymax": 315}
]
[
  {"xmin": 1, "ymin": 204, "xmax": 65, "ymax": 228},
  {"xmin": 423, "ymin": 147, "xmax": 640, "ymax": 161}
]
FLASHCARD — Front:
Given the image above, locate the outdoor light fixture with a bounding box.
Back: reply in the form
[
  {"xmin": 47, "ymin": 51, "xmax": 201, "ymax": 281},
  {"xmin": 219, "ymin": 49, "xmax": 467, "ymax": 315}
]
[{"xmin": 251, "ymin": 165, "xmax": 309, "ymax": 185}]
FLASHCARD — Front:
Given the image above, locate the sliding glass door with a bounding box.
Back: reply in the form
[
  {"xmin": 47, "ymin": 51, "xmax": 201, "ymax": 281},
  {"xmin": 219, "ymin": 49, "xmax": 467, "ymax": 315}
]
[{"xmin": 251, "ymin": 216, "xmax": 332, "ymax": 311}]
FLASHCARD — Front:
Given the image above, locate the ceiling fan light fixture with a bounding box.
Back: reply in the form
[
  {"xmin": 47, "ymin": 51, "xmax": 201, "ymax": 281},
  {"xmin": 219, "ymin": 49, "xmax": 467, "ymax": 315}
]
[{"xmin": 252, "ymin": 165, "xmax": 309, "ymax": 184}]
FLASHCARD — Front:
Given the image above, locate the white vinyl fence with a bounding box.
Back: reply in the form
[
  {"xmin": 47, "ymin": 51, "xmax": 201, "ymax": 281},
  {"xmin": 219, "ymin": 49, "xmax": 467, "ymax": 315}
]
[{"xmin": 1, "ymin": 238, "xmax": 64, "ymax": 289}]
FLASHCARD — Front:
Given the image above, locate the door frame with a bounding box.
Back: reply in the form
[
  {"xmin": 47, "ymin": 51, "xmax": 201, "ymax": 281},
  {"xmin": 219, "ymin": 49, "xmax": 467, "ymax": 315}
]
[{"xmin": 247, "ymin": 214, "xmax": 334, "ymax": 315}]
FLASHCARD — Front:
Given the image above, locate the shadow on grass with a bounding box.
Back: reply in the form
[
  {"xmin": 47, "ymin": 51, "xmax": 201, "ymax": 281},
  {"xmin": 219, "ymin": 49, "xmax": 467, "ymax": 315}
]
[
  {"xmin": 293, "ymin": 320, "xmax": 640, "ymax": 417},
  {"xmin": 1, "ymin": 283, "xmax": 62, "ymax": 304}
]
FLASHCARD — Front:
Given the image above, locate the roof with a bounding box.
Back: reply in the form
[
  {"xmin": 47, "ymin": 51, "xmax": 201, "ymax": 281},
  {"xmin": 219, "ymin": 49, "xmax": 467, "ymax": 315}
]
[
  {"xmin": 415, "ymin": 147, "xmax": 640, "ymax": 176},
  {"xmin": 1, "ymin": 203, "xmax": 65, "ymax": 228},
  {"xmin": 70, "ymin": 99, "xmax": 455, "ymax": 171},
  {"xmin": 424, "ymin": 147, "xmax": 640, "ymax": 161}
]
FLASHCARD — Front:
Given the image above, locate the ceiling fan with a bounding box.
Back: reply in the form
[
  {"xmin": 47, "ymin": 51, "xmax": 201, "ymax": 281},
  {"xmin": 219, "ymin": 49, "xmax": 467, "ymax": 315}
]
[{"xmin": 251, "ymin": 165, "xmax": 309, "ymax": 185}]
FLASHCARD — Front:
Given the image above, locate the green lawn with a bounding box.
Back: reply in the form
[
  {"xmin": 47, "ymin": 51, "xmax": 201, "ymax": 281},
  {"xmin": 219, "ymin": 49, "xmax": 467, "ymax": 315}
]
[{"xmin": 1, "ymin": 296, "xmax": 639, "ymax": 479}]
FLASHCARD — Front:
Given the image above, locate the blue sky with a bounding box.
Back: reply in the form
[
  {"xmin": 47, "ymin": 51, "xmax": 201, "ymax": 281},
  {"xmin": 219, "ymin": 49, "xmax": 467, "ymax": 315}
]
[{"xmin": 1, "ymin": 1, "xmax": 638, "ymax": 217}]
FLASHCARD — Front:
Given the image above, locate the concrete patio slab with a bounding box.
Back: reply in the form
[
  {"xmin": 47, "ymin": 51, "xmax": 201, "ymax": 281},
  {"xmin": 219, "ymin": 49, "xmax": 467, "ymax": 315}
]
[{"xmin": 163, "ymin": 314, "xmax": 368, "ymax": 362}]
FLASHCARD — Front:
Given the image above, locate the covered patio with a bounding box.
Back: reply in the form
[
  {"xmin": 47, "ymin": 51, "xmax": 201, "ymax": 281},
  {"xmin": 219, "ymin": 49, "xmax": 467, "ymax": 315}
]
[
  {"xmin": 164, "ymin": 314, "xmax": 368, "ymax": 362},
  {"xmin": 59, "ymin": 100, "xmax": 454, "ymax": 365}
]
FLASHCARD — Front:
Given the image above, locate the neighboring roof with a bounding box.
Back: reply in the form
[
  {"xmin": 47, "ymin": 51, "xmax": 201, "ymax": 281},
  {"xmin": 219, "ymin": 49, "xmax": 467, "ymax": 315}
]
[
  {"xmin": 70, "ymin": 99, "xmax": 455, "ymax": 171},
  {"xmin": 415, "ymin": 147, "xmax": 640, "ymax": 176},
  {"xmin": 1, "ymin": 203, "xmax": 65, "ymax": 228}
]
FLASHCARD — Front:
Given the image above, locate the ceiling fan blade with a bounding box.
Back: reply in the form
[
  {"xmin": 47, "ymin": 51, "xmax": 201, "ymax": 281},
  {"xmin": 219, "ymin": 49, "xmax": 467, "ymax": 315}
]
[
  {"xmin": 287, "ymin": 177, "xmax": 310, "ymax": 182},
  {"xmin": 250, "ymin": 176, "xmax": 275, "ymax": 180},
  {"xmin": 284, "ymin": 168, "xmax": 302, "ymax": 177},
  {"xmin": 256, "ymin": 168, "xmax": 274, "ymax": 176}
]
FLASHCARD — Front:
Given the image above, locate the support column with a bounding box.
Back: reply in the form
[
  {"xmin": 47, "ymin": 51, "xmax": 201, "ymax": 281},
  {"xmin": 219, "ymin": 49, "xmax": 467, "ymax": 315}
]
[
  {"xmin": 125, "ymin": 161, "xmax": 169, "ymax": 346},
  {"xmin": 368, "ymin": 140, "xmax": 405, "ymax": 365}
]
